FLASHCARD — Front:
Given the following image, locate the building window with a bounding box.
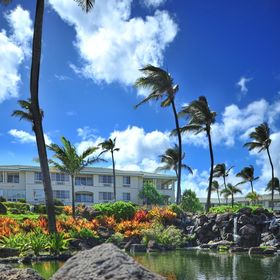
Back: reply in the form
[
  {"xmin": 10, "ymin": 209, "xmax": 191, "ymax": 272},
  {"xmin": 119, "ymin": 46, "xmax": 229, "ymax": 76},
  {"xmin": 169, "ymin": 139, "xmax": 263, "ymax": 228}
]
[
  {"xmin": 7, "ymin": 173, "xmax": 19, "ymax": 183},
  {"xmin": 76, "ymin": 192, "xmax": 93, "ymax": 203},
  {"xmin": 99, "ymin": 192, "xmax": 113, "ymax": 201},
  {"xmin": 122, "ymin": 192, "xmax": 131, "ymax": 201},
  {"xmin": 34, "ymin": 172, "xmax": 43, "ymax": 182},
  {"xmin": 0, "ymin": 173, "xmax": 3, "ymax": 183},
  {"xmin": 99, "ymin": 175, "xmax": 113, "ymax": 184},
  {"xmin": 123, "ymin": 176, "xmax": 130, "ymax": 186},
  {"xmin": 75, "ymin": 176, "xmax": 93, "ymax": 186},
  {"xmin": 53, "ymin": 190, "xmax": 70, "ymax": 200},
  {"xmin": 33, "ymin": 189, "xmax": 45, "ymax": 202},
  {"xmin": 3, "ymin": 189, "xmax": 25, "ymax": 201},
  {"xmin": 51, "ymin": 173, "xmax": 69, "ymax": 183}
]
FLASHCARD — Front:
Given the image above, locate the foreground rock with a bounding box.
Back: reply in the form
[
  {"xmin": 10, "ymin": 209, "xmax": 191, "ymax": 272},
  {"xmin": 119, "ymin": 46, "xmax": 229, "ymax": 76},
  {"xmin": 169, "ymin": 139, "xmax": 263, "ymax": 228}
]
[
  {"xmin": 51, "ymin": 243, "xmax": 165, "ymax": 280},
  {"xmin": 0, "ymin": 264, "xmax": 43, "ymax": 280}
]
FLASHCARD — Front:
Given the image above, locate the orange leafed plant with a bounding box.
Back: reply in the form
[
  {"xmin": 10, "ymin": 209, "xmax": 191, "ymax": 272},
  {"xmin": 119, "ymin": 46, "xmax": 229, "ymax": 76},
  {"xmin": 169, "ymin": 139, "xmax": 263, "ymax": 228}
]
[{"xmin": 0, "ymin": 217, "xmax": 20, "ymax": 237}]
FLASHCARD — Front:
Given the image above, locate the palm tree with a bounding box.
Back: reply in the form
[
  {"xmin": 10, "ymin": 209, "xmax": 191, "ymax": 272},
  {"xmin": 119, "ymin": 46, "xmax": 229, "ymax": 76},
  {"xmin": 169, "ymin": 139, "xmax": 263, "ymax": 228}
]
[
  {"xmin": 3, "ymin": 0, "xmax": 95, "ymax": 233},
  {"xmin": 98, "ymin": 138, "xmax": 120, "ymax": 201},
  {"xmin": 236, "ymin": 165, "xmax": 259, "ymax": 193},
  {"xmin": 246, "ymin": 191, "xmax": 261, "ymax": 205},
  {"xmin": 178, "ymin": 96, "xmax": 216, "ymax": 212},
  {"xmin": 244, "ymin": 123, "xmax": 275, "ymax": 210},
  {"xmin": 134, "ymin": 65, "xmax": 183, "ymax": 204},
  {"xmin": 221, "ymin": 183, "xmax": 242, "ymax": 208},
  {"xmin": 210, "ymin": 180, "xmax": 220, "ymax": 205},
  {"xmin": 156, "ymin": 144, "xmax": 193, "ymax": 178},
  {"xmin": 266, "ymin": 177, "xmax": 280, "ymax": 202},
  {"xmin": 48, "ymin": 136, "xmax": 99, "ymax": 218},
  {"xmin": 213, "ymin": 163, "xmax": 233, "ymax": 190}
]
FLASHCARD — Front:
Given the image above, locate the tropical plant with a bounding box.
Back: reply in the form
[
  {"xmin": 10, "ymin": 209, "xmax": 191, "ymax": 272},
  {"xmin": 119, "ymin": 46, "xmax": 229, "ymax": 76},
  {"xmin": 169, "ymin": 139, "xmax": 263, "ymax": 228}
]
[
  {"xmin": 48, "ymin": 136, "xmax": 99, "ymax": 218},
  {"xmin": 139, "ymin": 182, "xmax": 164, "ymax": 205},
  {"xmin": 134, "ymin": 65, "xmax": 183, "ymax": 204},
  {"xmin": 28, "ymin": 230, "xmax": 49, "ymax": 256},
  {"xmin": 220, "ymin": 183, "xmax": 242, "ymax": 208},
  {"xmin": 244, "ymin": 123, "xmax": 275, "ymax": 209},
  {"xmin": 266, "ymin": 177, "xmax": 280, "ymax": 197},
  {"xmin": 47, "ymin": 233, "xmax": 69, "ymax": 255},
  {"xmin": 245, "ymin": 191, "xmax": 261, "ymax": 205},
  {"xmin": 180, "ymin": 189, "xmax": 203, "ymax": 213},
  {"xmin": 0, "ymin": 233, "xmax": 30, "ymax": 255},
  {"xmin": 178, "ymin": 96, "xmax": 216, "ymax": 212},
  {"xmin": 213, "ymin": 163, "xmax": 233, "ymax": 191},
  {"xmin": 98, "ymin": 138, "xmax": 119, "ymax": 201},
  {"xmin": 211, "ymin": 180, "xmax": 220, "ymax": 205},
  {"xmin": 5, "ymin": 0, "xmax": 95, "ymax": 233},
  {"xmin": 156, "ymin": 144, "xmax": 192, "ymax": 178},
  {"xmin": 236, "ymin": 165, "xmax": 259, "ymax": 193}
]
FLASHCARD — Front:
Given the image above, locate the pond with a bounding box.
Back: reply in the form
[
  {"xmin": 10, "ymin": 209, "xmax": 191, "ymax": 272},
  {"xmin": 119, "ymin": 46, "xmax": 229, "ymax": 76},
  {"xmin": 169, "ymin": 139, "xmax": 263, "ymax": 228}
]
[{"xmin": 18, "ymin": 250, "xmax": 280, "ymax": 280}]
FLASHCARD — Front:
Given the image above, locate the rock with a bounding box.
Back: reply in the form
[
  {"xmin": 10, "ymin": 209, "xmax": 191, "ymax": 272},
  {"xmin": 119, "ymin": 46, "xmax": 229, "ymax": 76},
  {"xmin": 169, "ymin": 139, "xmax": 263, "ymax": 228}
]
[
  {"xmin": 239, "ymin": 224, "xmax": 261, "ymax": 247},
  {"xmin": 238, "ymin": 214, "xmax": 252, "ymax": 226},
  {"xmin": 196, "ymin": 215, "xmax": 209, "ymax": 226},
  {"xmin": 230, "ymin": 247, "xmax": 249, "ymax": 253},
  {"xmin": 51, "ymin": 243, "xmax": 164, "ymax": 280},
  {"xmin": 147, "ymin": 240, "xmax": 162, "ymax": 252},
  {"xmin": 0, "ymin": 264, "xmax": 43, "ymax": 280},
  {"xmin": 249, "ymin": 246, "xmax": 277, "ymax": 255},
  {"xmin": 208, "ymin": 240, "xmax": 233, "ymax": 250},
  {"xmin": 216, "ymin": 213, "xmax": 230, "ymax": 224},
  {"xmin": 238, "ymin": 207, "xmax": 252, "ymax": 216},
  {"xmin": 124, "ymin": 236, "xmax": 141, "ymax": 252},
  {"xmin": 97, "ymin": 226, "xmax": 114, "ymax": 239},
  {"xmin": 130, "ymin": 244, "xmax": 147, "ymax": 253},
  {"xmin": 0, "ymin": 248, "xmax": 19, "ymax": 258}
]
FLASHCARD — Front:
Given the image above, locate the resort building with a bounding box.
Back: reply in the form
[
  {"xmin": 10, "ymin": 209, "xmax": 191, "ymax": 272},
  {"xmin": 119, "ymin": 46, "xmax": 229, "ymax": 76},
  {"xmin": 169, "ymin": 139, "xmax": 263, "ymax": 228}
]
[
  {"xmin": 0, "ymin": 165, "xmax": 176, "ymax": 205},
  {"xmin": 199, "ymin": 194, "xmax": 280, "ymax": 211}
]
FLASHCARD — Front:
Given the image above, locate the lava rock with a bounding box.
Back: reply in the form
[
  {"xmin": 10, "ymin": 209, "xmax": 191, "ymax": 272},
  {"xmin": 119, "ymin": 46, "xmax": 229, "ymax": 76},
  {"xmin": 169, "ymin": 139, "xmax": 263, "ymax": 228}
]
[
  {"xmin": 249, "ymin": 246, "xmax": 277, "ymax": 255},
  {"xmin": 0, "ymin": 248, "xmax": 19, "ymax": 258},
  {"xmin": 0, "ymin": 264, "xmax": 43, "ymax": 280},
  {"xmin": 130, "ymin": 244, "xmax": 147, "ymax": 253},
  {"xmin": 238, "ymin": 207, "xmax": 252, "ymax": 216}
]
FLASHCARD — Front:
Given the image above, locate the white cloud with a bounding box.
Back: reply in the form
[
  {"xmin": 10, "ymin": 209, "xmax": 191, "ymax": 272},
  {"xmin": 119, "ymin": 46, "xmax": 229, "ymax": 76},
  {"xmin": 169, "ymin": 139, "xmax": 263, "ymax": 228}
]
[
  {"xmin": 77, "ymin": 126, "xmax": 98, "ymax": 141},
  {"xmin": 49, "ymin": 0, "xmax": 177, "ymax": 89},
  {"xmin": 0, "ymin": 6, "xmax": 32, "ymax": 103},
  {"xmin": 143, "ymin": 0, "xmax": 167, "ymax": 8},
  {"xmin": 8, "ymin": 129, "xmax": 52, "ymax": 145},
  {"xmin": 54, "ymin": 74, "xmax": 71, "ymax": 81},
  {"xmin": 236, "ymin": 76, "xmax": 253, "ymax": 94}
]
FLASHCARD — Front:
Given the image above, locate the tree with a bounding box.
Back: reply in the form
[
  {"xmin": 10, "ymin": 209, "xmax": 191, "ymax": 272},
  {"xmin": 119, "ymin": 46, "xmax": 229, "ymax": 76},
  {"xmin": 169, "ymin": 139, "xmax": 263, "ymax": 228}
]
[
  {"xmin": 178, "ymin": 96, "xmax": 216, "ymax": 212},
  {"xmin": 236, "ymin": 165, "xmax": 259, "ymax": 193},
  {"xmin": 48, "ymin": 136, "xmax": 99, "ymax": 218},
  {"xmin": 213, "ymin": 163, "xmax": 233, "ymax": 190},
  {"xmin": 244, "ymin": 123, "xmax": 275, "ymax": 210},
  {"xmin": 180, "ymin": 189, "xmax": 203, "ymax": 213},
  {"xmin": 210, "ymin": 180, "xmax": 220, "ymax": 205},
  {"xmin": 220, "ymin": 183, "xmax": 242, "ymax": 208},
  {"xmin": 134, "ymin": 65, "xmax": 183, "ymax": 204},
  {"xmin": 139, "ymin": 182, "xmax": 164, "ymax": 205},
  {"xmin": 3, "ymin": 0, "xmax": 95, "ymax": 233},
  {"xmin": 246, "ymin": 191, "xmax": 261, "ymax": 205},
  {"xmin": 266, "ymin": 177, "xmax": 280, "ymax": 198},
  {"xmin": 98, "ymin": 138, "xmax": 119, "ymax": 201},
  {"xmin": 156, "ymin": 144, "xmax": 192, "ymax": 178}
]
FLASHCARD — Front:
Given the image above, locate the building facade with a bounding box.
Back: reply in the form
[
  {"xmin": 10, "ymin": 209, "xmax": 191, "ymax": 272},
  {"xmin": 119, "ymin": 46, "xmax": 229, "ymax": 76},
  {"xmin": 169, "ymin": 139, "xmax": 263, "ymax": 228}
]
[{"xmin": 0, "ymin": 165, "xmax": 176, "ymax": 205}]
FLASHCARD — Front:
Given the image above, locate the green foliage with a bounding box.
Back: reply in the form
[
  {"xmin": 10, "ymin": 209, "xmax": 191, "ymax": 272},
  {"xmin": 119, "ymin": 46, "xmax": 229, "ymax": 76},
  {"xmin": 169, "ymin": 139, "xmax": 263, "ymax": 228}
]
[
  {"xmin": 106, "ymin": 233, "xmax": 124, "ymax": 246},
  {"xmin": 168, "ymin": 203, "xmax": 184, "ymax": 216},
  {"xmin": 3, "ymin": 202, "xmax": 30, "ymax": 212},
  {"xmin": 180, "ymin": 189, "xmax": 203, "ymax": 213},
  {"xmin": 0, "ymin": 233, "xmax": 30, "ymax": 255},
  {"xmin": 33, "ymin": 204, "xmax": 63, "ymax": 215},
  {"xmin": 0, "ymin": 202, "xmax": 7, "ymax": 214},
  {"xmin": 9, "ymin": 208, "xmax": 26, "ymax": 214},
  {"xmin": 69, "ymin": 228, "xmax": 98, "ymax": 240},
  {"xmin": 47, "ymin": 233, "xmax": 69, "ymax": 255},
  {"xmin": 142, "ymin": 224, "xmax": 184, "ymax": 248},
  {"xmin": 18, "ymin": 198, "xmax": 27, "ymax": 203},
  {"xmin": 28, "ymin": 230, "xmax": 49, "ymax": 256},
  {"xmin": 0, "ymin": 196, "xmax": 7, "ymax": 202},
  {"xmin": 53, "ymin": 199, "xmax": 64, "ymax": 206},
  {"xmin": 139, "ymin": 182, "xmax": 164, "ymax": 205},
  {"xmin": 93, "ymin": 201, "xmax": 136, "ymax": 221},
  {"xmin": 209, "ymin": 204, "xmax": 264, "ymax": 214}
]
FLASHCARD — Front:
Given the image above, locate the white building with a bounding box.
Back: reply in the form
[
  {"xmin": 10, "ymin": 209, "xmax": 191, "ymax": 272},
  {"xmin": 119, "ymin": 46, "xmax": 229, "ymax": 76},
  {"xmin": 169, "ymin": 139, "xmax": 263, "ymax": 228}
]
[{"xmin": 0, "ymin": 165, "xmax": 176, "ymax": 205}]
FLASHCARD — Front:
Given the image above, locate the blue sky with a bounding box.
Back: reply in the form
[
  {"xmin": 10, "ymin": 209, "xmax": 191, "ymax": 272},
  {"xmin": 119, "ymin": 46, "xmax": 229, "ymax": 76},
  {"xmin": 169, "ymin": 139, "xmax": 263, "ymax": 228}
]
[{"xmin": 0, "ymin": 0, "xmax": 279, "ymax": 196}]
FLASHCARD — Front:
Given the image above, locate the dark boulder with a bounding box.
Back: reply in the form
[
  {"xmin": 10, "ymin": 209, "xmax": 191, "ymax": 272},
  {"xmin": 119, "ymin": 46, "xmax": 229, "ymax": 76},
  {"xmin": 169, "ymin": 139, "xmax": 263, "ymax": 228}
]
[
  {"xmin": 0, "ymin": 248, "xmax": 19, "ymax": 258},
  {"xmin": 0, "ymin": 264, "xmax": 43, "ymax": 280},
  {"xmin": 238, "ymin": 207, "xmax": 252, "ymax": 216},
  {"xmin": 130, "ymin": 244, "xmax": 147, "ymax": 253},
  {"xmin": 249, "ymin": 246, "xmax": 277, "ymax": 255},
  {"xmin": 239, "ymin": 224, "xmax": 261, "ymax": 247}
]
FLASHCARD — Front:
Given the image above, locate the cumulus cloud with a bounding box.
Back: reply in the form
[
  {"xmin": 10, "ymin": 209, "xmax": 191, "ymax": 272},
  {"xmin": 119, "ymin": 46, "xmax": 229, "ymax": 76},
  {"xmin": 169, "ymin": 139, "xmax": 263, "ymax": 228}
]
[
  {"xmin": 0, "ymin": 6, "xmax": 32, "ymax": 102},
  {"xmin": 48, "ymin": 0, "xmax": 177, "ymax": 91},
  {"xmin": 143, "ymin": 0, "xmax": 167, "ymax": 8},
  {"xmin": 8, "ymin": 129, "xmax": 52, "ymax": 146}
]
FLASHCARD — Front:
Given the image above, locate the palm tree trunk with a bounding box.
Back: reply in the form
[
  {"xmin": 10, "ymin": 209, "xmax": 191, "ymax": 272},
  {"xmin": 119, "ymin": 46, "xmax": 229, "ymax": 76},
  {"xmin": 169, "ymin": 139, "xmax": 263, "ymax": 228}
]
[
  {"xmin": 223, "ymin": 176, "xmax": 228, "ymax": 204},
  {"xmin": 30, "ymin": 0, "xmax": 56, "ymax": 233},
  {"xmin": 112, "ymin": 151, "xmax": 116, "ymax": 202},
  {"xmin": 217, "ymin": 190, "xmax": 220, "ymax": 205},
  {"xmin": 231, "ymin": 193, "xmax": 234, "ymax": 208},
  {"xmin": 206, "ymin": 129, "xmax": 214, "ymax": 212},
  {"xmin": 171, "ymin": 100, "xmax": 182, "ymax": 204},
  {"xmin": 71, "ymin": 175, "xmax": 75, "ymax": 218},
  {"xmin": 250, "ymin": 181, "xmax": 254, "ymax": 193},
  {"xmin": 266, "ymin": 147, "xmax": 275, "ymax": 210}
]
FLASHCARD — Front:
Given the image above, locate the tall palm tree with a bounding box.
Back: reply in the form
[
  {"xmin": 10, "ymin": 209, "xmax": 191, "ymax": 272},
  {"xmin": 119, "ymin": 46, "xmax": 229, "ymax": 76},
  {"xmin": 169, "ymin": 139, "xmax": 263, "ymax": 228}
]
[
  {"xmin": 244, "ymin": 123, "xmax": 275, "ymax": 210},
  {"xmin": 3, "ymin": 0, "xmax": 95, "ymax": 232},
  {"xmin": 134, "ymin": 65, "xmax": 183, "ymax": 204},
  {"xmin": 98, "ymin": 138, "xmax": 120, "ymax": 201},
  {"xmin": 48, "ymin": 136, "xmax": 99, "ymax": 218},
  {"xmin": 236, "ymin": 165, "xmax": 259, "ymax": 193},
  {"xmin": 266, "ymin": 177, "xmax": 280, "ymax": 201},
  {"xmin": 178, "ymin": 96, "xmax": 216, "ymax": 212},
  {"xmin": 156, "ymin": 144, "xmax": 193, "ymax": 177},
  {"xmin": 213, "ymin": 163, "xmax": 233, "ymax": 190},
  {"xmin": 210, "ymin": 180, "xmax": 220, "ymax": 205},
  {"xmin": 221, "ymin": 183, "xmax": 242, "ymax": 208},
  {"xmin": 246, "ymin": 191, "xmax": 261, "ymax": 205}
]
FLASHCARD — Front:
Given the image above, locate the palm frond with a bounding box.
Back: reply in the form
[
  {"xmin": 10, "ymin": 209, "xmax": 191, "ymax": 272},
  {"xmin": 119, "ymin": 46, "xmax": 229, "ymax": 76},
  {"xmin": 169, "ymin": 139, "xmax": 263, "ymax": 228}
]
[{"xmin": 74, "ymin": 0, "xmax": 95, "ymax": 13}]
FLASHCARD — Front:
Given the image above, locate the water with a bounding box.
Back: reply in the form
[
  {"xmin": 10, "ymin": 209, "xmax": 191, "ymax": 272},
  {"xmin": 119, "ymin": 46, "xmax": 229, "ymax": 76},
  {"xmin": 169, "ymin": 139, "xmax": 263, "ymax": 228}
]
[
  {"xmin": 233, "ymin": 216, "xmax": 239, "ymax": 243},
  {"xmin": 18, "ymin": 250, "xmax": 280, "ymax": 280}
]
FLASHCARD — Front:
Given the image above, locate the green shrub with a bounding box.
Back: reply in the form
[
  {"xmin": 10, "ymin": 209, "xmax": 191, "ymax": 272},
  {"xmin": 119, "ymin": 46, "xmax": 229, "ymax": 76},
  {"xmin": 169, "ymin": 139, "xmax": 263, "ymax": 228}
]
[
  {"xmin": 209, "ymin": 204, "xmax": 264, "ymax": 214},
  {"xmin": 28, "ymin": 230, "xmax": 48, "ymax": 256},
  {"xmin": 18, "ymin": 198, "xmax": 26, "ymax": 203},
  {"xmin": 93, "ymin": 201, "xmax": 136, "ymax": 221},
  {"xmin": 53, "ymin": 199, "xmax": 64, "ymax": 206},
  {"xmin": 180, "ymin": 190, "xmax": 203, "ymax": 213},
  {"xmin": 47, "ymin": 233, "xmax": 69, "ymax": 255},
  {"xmin": 0, "ymin": 196, "xmax": 6, "ymax": 202},
  {"xmin": 0, "ymin": 202, "xmax": 7, "ymax": 214},
  {"xmin": 9, "ymin": 208, "xmax": 26, "ymax": 214},
  {"xmin": 169, "ymin": 204, "xmax": 184, "ymax": 216},
  {"xmin": 33, "ymin": 204, "xmax": 63, "ymax": 215},
  {"xmin": 106, "ymin": 233, "xmax": 124, "ymax": 246},
  {"xmin": 3, "ymin": 202, "xmax": 30, "ymax": 212},
  {"xmin": 69, "ymin": 228, "xmax": 99, "ymax": 240},
  {"xmin": 142, "ymin": 224, "xmax": 184, "ymax": 248},
  {"xmin": 0, "ymin": 233, "xmax": 30, "ymax": 255}
]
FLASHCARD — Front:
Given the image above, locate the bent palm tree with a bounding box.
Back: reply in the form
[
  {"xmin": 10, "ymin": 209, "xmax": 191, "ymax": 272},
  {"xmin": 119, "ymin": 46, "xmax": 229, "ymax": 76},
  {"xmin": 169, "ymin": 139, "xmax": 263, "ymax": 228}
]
[
  {"xmin": 236, "ymin": 165, "xmax": 259, "ymax": 193},
  {"xmin": 221, "ymin": 183, "xmax": 242, "ymax": 208},
  {"xmin": 134, "ymin": 65, "xmax": 183, "ymax": 204},
  {"xmin": 98, "ymin": 138, "xmax": 120, "ymax": 201},
  {"xmin": 246, "ymin": 191, "xmax": 261, "ymax": 205},
  {"xmin": 156, "ymin": 144, "xmax": 193, "ymax": 177},
  {"xmin": 178, "ymin": 96, "xmax": 216, "ymax": 212},
  {"xmin": 48, "ymin": 136, "xmax": 99, "ymax": 218},
  {"xmin": 244, "ymin": 123, "xmax": 275, "ymax": 210},
  {"xmin": 5, "ymin": 0, "xmax": 95, "ymax": 233}
]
